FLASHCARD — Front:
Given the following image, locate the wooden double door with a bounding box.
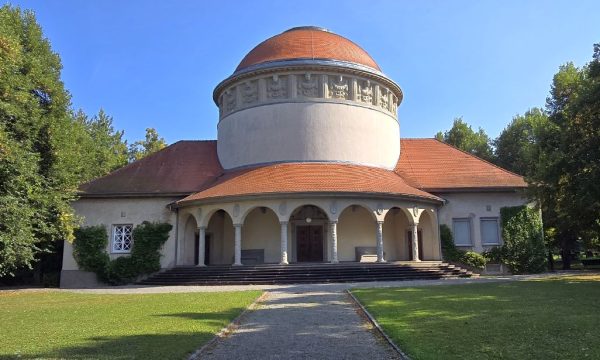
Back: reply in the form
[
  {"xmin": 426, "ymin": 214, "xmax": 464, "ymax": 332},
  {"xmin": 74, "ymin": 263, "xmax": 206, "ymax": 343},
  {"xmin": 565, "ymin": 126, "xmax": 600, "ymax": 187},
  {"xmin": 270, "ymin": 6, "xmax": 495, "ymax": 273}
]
[{"xmin": 296, "ymin": 225, "xmax": 324, "ymax": 262}]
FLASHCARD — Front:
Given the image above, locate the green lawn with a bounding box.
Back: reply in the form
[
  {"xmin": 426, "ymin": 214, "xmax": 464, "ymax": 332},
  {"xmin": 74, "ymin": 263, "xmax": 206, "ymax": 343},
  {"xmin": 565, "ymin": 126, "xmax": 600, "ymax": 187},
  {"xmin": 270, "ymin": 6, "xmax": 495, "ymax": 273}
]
[
  {"xmin": 352, "ymin": 275, "xmax": 600, "ymax": 360},
  {"xmin": 0, "ymin": 290, "xmax": 262, "ymax": 359}
]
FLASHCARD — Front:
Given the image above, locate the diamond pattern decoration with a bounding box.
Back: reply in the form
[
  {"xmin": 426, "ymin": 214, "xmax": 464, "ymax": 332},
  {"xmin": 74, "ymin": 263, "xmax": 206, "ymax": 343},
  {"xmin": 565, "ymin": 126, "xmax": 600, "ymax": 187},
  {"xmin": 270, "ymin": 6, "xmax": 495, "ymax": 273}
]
[{"xmin": 112, "ymin": 225, "xmax": 133, "ymax": 253}]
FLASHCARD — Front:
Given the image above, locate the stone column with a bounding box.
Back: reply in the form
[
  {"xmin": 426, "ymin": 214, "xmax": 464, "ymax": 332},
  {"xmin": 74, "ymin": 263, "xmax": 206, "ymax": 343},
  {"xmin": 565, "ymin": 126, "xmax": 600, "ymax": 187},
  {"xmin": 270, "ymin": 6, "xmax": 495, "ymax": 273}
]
[
  {"xmin": 376, "ymin": 221, "xmax": 385, "ymax": 263},
  {"xmin": 330, "ymin": 221, "xmax": 339, "ymax": 264},
  {"xmin": 197, "ymin": 226, "xmax": 206, "ymax": 267},
  {"xmin": 280, "ymin": 221, "xmax": 289, "ymax": 265},
  {"xmin": 412, "ymin": 222, "xmax": 421, "ymax": 262},
  {"xmin": 234, "ymin": 224, "xmax": 242, "ymax": 266}
]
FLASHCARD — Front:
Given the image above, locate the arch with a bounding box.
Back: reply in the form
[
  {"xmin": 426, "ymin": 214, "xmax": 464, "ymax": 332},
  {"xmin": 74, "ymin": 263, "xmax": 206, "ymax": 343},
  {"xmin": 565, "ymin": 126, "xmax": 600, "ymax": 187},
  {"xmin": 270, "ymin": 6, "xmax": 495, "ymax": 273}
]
[
  {"xmin": 180, "ymin": 214, "xmax": 198, "ymax": 266},
  {"xmin": 338, "ymin": 203, "xmax": 377, "ymax": 222},
  {"xmin": 205, "ymin": 209, "xmax": 235, "ymax": 265},
  {"xmin": 288, "ymin": 204, "xmax": 330, "ymax": 263},
  {"xmin": 382, "ymin": 207, "xmax": 412, "ymax": 261},
  {"xmin": 200, "ymin": 207, "xmax": 234, "ymax": 228},
  {"xmin": 239, "ymin": 204, "xmax": 279, "ymax": 224},
  {"xmin": 337, "ymin": 204, "xmax": 377, "ymax": 262},
  {"xmin": 241, "ymin": 206, "xmax": 280, "ymax": 264},
  {"xmin": 418, "ymin": 209, "xmax": 440, "ymax": 260}
]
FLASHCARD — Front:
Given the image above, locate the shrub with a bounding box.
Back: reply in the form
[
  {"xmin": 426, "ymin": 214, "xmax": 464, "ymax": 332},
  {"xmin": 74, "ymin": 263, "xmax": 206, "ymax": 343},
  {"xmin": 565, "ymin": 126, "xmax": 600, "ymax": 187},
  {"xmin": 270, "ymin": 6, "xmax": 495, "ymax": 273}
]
[
  {"xmin": 482, "ymin": 246, "xmax": 505, "ymax": 263},
  {"xmin": 73, "ymin": 221, "xmax": 172, "ymax": 285},
  {"xmin": 440, "ymin": 224, "xmax": 461, "ymax": 262},
  {"xmin": 460, "ymin": 251, "xmax": 486, "ymax": 269},
  {"xmin": 440, "ymin": 224, "xmax": 487, "ymax": 269},
  {"xmin": 500, "ymin": 206, "xmax": 547, "ymax": 274}
]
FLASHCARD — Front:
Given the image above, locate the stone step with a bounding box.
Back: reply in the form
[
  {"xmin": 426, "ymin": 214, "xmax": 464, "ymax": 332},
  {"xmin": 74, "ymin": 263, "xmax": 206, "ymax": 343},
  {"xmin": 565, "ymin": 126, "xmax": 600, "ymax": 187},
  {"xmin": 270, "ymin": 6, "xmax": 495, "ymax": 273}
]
[{"xmin": 139, "ymin": 262, "xmax": 475, "ymax": 286}]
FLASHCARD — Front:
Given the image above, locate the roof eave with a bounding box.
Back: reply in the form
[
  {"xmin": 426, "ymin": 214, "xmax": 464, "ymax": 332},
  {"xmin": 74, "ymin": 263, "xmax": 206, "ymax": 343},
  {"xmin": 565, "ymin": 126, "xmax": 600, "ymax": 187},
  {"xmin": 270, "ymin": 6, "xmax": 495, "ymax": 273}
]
[{"xmin": 174, "ymin": 191, "xmax": 443, "ymax": 208}]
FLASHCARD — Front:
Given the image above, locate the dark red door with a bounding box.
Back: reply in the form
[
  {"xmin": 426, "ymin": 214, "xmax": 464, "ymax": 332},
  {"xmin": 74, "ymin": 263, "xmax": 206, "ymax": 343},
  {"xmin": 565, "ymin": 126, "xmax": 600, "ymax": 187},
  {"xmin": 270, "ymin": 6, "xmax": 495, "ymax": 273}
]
[
  {"xmin": 407, "ymin": 230, "xmax": 424, "ymax": 260},
  {"xmin": 297, "ymin": 225, "xmax": 323, "ymax": 262}
]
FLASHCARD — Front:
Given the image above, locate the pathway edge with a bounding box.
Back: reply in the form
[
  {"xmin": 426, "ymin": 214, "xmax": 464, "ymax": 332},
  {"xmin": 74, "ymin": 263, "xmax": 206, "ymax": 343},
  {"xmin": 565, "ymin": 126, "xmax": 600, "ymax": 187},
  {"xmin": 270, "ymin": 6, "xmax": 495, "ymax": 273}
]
[
  {"xmin": 188, "ymin": 291, "xmax": 269, "ymax": 360},
  {"xmin": 346, "ymin": 289, "xmax": 411, "ymax": 360}
]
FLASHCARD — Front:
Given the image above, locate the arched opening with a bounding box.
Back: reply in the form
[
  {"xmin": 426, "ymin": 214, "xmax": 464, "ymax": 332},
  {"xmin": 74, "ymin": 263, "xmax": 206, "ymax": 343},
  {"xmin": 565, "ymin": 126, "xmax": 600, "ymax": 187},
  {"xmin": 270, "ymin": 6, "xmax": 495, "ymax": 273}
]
[
  {"xmin": 181, "ymin": 215, "xmax": 199, "ymax": 265},
  {"xmin": 337, "ymin": 205, "xmax": 377, "ymax": 262},
  {"xmin": 383, "ymin": 207, "xmax": 412, "ymax": 261},
  {"xmin": 241, "ymin": 206, "xmax": 280, "ymax": 264},
  {"xmin": 206, "ymin": 210, "xmax": 235, "ymax": 265},
  {"xmin": 289, "ymin": 205, "xmax": 329, "ymax": 263},
  {"xmin": 418, "ymin": 210, "xmax": 439, "ymax": 260}
]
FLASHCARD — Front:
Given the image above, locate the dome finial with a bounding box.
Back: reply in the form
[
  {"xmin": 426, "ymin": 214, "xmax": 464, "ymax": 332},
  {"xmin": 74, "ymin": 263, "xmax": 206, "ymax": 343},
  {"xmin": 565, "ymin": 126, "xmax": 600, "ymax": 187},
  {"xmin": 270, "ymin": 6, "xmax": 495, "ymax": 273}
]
[{"xmin": 284, "ymin": 26, "xmax": 330, "ymax": 33}]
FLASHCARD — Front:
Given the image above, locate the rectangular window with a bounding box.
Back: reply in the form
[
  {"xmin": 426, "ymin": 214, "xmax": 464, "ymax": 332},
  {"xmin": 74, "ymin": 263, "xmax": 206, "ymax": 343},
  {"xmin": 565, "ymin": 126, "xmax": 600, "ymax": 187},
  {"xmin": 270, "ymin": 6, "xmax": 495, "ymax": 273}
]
[
  {"xmin": 481, "ymin": 218, "xmax": 500, "ymax": 245},
  {"xmin": 112, "ymin": 224, "xmax": 133, "ymax": 253},
  {"xmin": 453, "ymin": 218, "xmax": 472, "ymax": 246}
]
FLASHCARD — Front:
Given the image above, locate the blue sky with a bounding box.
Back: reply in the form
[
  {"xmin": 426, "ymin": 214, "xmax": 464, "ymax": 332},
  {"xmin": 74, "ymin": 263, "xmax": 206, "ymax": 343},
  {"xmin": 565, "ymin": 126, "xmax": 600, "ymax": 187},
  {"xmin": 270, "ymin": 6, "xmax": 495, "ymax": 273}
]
[{"xmin": 7, "ymin": 0, "xmax": 600, "ymax": 144}]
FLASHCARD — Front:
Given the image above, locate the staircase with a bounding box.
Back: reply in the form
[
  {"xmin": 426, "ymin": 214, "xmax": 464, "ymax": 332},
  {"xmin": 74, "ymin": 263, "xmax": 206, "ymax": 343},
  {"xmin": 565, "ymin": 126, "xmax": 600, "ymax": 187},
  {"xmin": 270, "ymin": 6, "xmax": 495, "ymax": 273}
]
[{"xmin": 139, "ymin": 261, "xmax": 477, "ymax": 286}]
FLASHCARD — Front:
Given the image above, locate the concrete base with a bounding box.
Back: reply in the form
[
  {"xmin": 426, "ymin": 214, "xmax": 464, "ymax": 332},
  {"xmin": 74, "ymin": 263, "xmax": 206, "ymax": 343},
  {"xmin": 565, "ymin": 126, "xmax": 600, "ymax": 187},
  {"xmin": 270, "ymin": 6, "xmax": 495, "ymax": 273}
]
[{"xmin": 60, "ymin": 270, "xmax": 105, "ymax": 288}]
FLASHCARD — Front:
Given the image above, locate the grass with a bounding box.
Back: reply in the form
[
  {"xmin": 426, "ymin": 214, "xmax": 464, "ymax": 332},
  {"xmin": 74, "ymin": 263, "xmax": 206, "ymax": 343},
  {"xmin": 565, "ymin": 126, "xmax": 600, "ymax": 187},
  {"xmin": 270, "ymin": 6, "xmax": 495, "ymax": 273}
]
[
  {"xmin": 0, "ymin": 290, "xmax": 262, "ymax": 359},
  {"xmin": 352, "ymin": 274, "xmax": 600, "ymax": 360}
]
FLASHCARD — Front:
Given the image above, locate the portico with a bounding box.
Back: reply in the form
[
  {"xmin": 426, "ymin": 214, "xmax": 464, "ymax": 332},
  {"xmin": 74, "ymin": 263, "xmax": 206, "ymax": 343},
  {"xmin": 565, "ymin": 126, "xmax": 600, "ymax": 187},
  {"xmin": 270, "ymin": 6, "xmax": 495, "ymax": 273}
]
[{"xmin": 176, "ymin": 196, "xmax": 441, "ymax": 267}]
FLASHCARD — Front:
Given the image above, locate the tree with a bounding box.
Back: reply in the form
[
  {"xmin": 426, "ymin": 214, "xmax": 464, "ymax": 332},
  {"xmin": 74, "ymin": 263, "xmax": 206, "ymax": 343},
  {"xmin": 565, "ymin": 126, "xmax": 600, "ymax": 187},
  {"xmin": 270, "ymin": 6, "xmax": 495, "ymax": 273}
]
[
  {"xmin": 533, "ymin": 45, "xmax": 600, "ymax": 269},
  {"xmin": 128, "ymin": 128, "xmax": 167, "ymax": 162},
  {"xmin": 75, "ymin": 109, "xmax": 128, "ymax": 182},
  {"xmin": 435, "ymin": 117, "xmax": 494, "ymax": 161},
  {"xmin": 494, "ymin": 108, "xmax": 549, "ymax": 177},
  {"xmin": 0, "ymin": 5, "xmax": 80, "ymax": 276}
]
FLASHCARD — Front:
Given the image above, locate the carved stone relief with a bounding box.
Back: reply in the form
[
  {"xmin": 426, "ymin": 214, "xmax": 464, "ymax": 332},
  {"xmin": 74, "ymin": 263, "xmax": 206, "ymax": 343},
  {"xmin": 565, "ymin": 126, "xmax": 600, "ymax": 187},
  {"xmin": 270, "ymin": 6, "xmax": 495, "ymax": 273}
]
[
  {"xmin": 241, "ymin": 81, "xmax": 258, "ymax": 104},
  {"xmin": 329, "ymin": 75, "xmax": 348, "ymax": 100},
  {"xmin": 297, "ymin": 73, "xmax": 318, "ymax": 97},
  {"xmin": 379, "ymin": 88, "xmax": 389, "ymax": 111},
  {"xmin": 267, "ymin": 75, "xmax": 288, "ymax": 99},
  {"xmin": 359, "ymin": 80, "xmax": 373, "ymax": 104},
  {"xmin": 224, "ymin": 89, "xmax": 236, "ymax": 113},
  {"xmin": 219, "ymin": 72, "xmax": 399, "ymax": 118}
]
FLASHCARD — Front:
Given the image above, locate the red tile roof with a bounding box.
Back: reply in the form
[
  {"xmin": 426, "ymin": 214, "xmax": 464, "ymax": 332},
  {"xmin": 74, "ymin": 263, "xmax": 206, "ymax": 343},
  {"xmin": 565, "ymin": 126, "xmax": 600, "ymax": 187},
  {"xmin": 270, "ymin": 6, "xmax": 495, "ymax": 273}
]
[
  {"xmin": 395, "ymin": 139, "xmax": 527, "ymax": 191},
  {"xmin": 79, "ymin": 138, "xmax": 526, "ymax": 199},
  {"xmin": 236, "ymin": 27, "xmax": 380, "ymax": 72},
  {"xmin": 79, "ymin": 141, "xmax": 223, "ymax": 196},
  {"xmin": 178, "ymin": 163, "xmax": 440, "ymax": 204}
]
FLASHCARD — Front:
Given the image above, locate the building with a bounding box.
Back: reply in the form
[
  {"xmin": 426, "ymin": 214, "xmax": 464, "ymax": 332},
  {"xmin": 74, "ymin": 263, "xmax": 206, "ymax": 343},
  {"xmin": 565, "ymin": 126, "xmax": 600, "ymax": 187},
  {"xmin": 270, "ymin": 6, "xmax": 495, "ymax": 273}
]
[{"xmin": 61, "ymin": 26, "xmax": 527, "ymax": 287}]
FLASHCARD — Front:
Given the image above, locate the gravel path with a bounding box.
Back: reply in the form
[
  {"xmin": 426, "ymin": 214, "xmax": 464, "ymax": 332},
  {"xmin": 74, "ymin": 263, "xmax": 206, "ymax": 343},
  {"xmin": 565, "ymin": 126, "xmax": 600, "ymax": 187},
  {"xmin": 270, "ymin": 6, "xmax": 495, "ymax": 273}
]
[{"xmin": 197, "ymin": 287, "xmax": 400, "ymax": 359}]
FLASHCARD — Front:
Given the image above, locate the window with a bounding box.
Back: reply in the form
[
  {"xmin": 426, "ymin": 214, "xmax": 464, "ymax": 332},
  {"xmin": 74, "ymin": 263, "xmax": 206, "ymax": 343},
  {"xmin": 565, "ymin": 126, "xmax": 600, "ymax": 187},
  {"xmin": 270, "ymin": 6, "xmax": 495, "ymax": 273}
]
[
  {"xmin": 112, "ymin": 224, "xmax": 133, "ymax": 253},
  {"xmin": 453, "ymin": 218, "xmax": 472, "ymax": 246},
  {"xmin": 481, "ymin": 218, "xmax": 500, "ymax": 245}
]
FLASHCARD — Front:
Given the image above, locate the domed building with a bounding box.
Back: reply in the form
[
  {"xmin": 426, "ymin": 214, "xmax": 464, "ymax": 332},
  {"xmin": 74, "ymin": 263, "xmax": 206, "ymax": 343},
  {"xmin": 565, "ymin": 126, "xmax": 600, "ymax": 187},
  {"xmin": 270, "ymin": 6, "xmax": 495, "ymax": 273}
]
[{"xmin": 61, "ymin": 27, "xmax": 527, "ymax": 287}]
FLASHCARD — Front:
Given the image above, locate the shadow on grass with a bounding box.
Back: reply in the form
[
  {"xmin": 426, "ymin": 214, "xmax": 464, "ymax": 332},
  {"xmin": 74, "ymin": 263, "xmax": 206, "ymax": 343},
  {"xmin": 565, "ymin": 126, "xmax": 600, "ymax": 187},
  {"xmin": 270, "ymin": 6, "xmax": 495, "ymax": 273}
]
[{"xmin": 0, "ymin": 332, "xmax": 216, "ymax": 360}]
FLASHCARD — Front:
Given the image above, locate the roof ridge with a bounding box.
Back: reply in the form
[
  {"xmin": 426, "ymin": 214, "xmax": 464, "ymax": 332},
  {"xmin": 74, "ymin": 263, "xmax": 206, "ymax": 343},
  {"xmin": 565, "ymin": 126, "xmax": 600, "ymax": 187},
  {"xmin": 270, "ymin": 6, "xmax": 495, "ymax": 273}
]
[{"xmin": 432, "ymin": 138, "xmax": 526, "ymax": 179}]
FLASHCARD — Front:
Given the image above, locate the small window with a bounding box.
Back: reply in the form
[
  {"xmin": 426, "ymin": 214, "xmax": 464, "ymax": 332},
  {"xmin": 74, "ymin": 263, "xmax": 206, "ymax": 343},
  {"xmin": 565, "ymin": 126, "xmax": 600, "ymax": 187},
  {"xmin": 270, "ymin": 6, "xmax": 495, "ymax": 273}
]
[
  {"xmin": 481, "ymin": 218, "xmax": 500, "ymax": 245},
  {"xmin": 112, "ymin": 224, "xmax": 133, "ymax": 253},
  {"xmin": 453, "ymin": 219, "xmax": 472, "ymax": 246}
]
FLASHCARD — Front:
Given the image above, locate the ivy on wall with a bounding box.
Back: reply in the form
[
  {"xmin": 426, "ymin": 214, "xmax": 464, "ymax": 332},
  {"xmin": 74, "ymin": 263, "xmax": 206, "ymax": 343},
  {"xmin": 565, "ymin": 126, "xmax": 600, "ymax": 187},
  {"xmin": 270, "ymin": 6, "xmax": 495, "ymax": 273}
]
[{"xmin": 73, "ymin": 222, "xmax": 172, "ymax": 285}]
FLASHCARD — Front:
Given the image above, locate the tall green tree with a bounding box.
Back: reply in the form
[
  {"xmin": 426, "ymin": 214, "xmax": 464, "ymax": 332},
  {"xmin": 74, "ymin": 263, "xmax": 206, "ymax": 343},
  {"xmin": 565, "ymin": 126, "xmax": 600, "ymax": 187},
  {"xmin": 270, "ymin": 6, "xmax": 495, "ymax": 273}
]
[
  {"xmin": 75, "ymin": 109, "xmax": 128, "ymax": 182},
  {"xmin": 494, "ymin": 108, "xmax": 549, "ymax": 177},
  {"xmin": 435, "ymin": 117, "xmax": 494, "ymax": 161},
  {"xmin": 128, "ymin": 127, "xmax": 167, "ymax": 162},
  {"xmin": 0, "ymin": 5, "xmax": 80, "ymax": 276},
  {"xmin": 533, "ymin": 46, "xmax": 600, "ymax": 268}
]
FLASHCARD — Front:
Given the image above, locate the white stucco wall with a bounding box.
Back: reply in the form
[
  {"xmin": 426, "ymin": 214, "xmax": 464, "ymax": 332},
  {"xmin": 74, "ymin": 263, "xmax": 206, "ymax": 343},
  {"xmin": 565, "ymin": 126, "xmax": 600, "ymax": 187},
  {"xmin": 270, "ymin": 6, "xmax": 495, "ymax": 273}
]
[
  {"xmin": 217, "ymin": 102, "xmax": 400, "ymax": 169},
  {"xmin": 62, "ymin": 197, "xmax": 178, "ymax": 273},
  {"xmin": 436, "ymin": 191, "xmax": 527, "ymax": 252},
  {"xmin": 241, "ymin": 208, "xmax": 280, "ymax": 263}
]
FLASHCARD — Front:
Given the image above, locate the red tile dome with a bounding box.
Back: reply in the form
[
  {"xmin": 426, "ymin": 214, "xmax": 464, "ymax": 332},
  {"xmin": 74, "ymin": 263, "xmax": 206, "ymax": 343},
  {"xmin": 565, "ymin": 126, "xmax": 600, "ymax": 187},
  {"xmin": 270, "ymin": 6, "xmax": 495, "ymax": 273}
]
[{"xmin": 236, "ymin": 26, "xmax": 381, "ymax": 72}]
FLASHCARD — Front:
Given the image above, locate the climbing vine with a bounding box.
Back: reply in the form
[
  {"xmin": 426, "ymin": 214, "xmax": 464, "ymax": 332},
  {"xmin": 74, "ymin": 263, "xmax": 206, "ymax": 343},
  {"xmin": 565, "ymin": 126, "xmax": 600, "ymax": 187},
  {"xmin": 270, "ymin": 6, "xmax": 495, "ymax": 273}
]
[{"xmin": 73, "ymin": 221, "xmax": 172, "ymax": 285}]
